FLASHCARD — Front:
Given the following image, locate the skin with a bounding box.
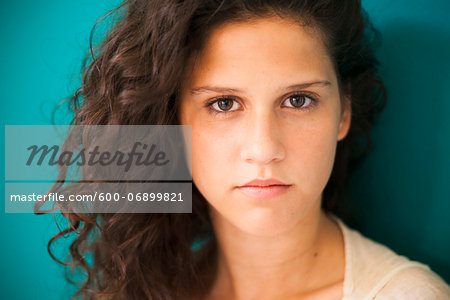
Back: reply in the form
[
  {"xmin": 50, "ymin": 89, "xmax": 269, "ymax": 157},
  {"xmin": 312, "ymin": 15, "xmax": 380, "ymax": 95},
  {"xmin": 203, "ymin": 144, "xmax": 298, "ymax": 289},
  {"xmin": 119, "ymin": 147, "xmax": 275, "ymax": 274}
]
[{"xmin": 179, "ymin": 16, "xmax": 351, "ymax": 300}]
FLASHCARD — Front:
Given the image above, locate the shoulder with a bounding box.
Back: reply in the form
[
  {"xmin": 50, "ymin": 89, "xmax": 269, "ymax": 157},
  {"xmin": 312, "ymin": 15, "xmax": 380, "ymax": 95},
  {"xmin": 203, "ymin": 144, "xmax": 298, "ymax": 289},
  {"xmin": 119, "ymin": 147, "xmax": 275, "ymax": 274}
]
[
  {"xmin": 329, "ymin": 214, "xmax": 450, "ymax": 299},
  {"xmin": 373, "ymin": 265, "xmax": 450, "ymax": 299}
]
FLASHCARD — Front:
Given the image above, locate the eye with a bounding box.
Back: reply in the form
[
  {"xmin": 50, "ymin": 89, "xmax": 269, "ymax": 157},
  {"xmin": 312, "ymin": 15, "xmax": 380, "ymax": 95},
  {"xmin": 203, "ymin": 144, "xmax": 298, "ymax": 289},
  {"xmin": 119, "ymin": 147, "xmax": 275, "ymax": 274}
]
[
  {"xmin": 282, "ymin": 93, "xmax": 317, "ymax": 111},
  {"xmin": 207, "ymin": 97, "xmax": 241, "ymax": 113},
  {"xmin": 205, "ymin": 93, "xmax": 318, "ymax": 115}
]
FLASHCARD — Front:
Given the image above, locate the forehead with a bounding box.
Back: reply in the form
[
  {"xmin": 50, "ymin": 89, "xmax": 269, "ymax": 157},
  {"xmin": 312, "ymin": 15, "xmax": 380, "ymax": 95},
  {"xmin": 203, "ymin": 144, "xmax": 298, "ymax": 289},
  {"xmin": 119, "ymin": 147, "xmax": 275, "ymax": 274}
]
[{"xmin": 184, "ymin": 17, "xmax": 335, "ymax": 86}]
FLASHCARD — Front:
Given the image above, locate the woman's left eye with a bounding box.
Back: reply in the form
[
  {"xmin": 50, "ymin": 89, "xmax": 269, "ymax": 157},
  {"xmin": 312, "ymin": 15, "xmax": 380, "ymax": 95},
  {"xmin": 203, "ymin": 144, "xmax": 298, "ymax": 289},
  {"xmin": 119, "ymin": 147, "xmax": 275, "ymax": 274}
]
[{"xmin": 282, "ymin": 94, "xmax": 316, "ymax": 110}]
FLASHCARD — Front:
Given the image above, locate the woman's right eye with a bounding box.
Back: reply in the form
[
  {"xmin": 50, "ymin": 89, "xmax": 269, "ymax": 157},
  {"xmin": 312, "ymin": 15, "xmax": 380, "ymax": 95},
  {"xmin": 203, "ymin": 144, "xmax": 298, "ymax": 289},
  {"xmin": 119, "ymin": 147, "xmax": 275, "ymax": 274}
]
[{"xmin": 207, "ymin": 97, "xmax": 242, "ymax": 114}]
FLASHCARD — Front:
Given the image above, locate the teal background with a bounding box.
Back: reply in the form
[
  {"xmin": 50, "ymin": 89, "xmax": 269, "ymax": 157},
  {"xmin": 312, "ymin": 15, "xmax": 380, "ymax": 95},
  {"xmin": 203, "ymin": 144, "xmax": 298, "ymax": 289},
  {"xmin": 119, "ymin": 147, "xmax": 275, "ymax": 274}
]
[{"xmin": 1, "ymin": 0, "xmax": 449, "ymax": 298}]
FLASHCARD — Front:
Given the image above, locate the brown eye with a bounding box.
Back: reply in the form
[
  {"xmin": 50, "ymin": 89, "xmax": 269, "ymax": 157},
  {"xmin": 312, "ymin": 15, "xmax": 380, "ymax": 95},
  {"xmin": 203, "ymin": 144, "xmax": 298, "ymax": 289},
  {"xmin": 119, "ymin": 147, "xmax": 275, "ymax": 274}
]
[
  {"xmin": 283, "ymin": 94, "xmax": 315, "ymax": 110},
  {"xmin": 289, "ymin": 95, "xmax": 306, "ymax": 107},
  {"xmin": 217, "ymin": 99, "xmax": 233, "ymax": 111},
  {"xmin": 208, "ymin": 97, "xmax": 241, "ymax": 113}
]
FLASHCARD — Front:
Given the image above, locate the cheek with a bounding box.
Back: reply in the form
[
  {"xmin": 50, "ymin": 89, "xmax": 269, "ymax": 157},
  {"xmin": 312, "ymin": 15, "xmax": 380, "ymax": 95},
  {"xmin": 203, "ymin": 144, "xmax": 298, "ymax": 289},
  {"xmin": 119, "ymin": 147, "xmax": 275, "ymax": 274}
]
[
  {"xmin": 285, "ymin": 116, "xmax": 339, "ymax": 198},
  {"xmin": 190, "ymin": 123, "xmax": 235, "ymax": 200}
]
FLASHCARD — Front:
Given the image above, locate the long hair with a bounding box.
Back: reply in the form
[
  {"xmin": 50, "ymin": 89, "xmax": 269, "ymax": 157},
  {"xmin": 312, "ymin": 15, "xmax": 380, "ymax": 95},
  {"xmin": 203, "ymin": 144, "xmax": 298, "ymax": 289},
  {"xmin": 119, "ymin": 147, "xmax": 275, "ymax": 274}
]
[{"xmin": 36, "ymin": 0, "xmax": 387, "ymax": 299}]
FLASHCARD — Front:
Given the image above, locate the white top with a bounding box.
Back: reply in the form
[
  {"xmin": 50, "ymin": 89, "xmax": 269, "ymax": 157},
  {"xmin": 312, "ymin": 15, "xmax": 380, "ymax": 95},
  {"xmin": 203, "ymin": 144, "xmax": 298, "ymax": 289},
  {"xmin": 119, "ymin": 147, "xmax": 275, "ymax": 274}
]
[{"xmin": 330, "ymin": 214, "xmax": 450, "ymax": 299}]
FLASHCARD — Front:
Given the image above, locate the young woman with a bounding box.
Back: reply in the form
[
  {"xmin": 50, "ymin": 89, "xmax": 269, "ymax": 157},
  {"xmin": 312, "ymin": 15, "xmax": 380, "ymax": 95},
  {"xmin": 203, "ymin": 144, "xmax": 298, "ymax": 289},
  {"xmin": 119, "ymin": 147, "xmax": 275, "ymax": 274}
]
[{"xmin": 41, "ymin": 0, "xmax": 450, "ymax": 299}]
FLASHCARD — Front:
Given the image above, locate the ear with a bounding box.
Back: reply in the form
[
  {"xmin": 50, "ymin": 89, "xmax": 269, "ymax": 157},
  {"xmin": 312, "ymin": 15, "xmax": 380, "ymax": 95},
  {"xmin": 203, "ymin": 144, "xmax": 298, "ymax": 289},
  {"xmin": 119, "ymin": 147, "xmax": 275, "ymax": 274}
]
[{"xmin": 337, "ymin": 91, "xmax": 352, "ymax": 142}]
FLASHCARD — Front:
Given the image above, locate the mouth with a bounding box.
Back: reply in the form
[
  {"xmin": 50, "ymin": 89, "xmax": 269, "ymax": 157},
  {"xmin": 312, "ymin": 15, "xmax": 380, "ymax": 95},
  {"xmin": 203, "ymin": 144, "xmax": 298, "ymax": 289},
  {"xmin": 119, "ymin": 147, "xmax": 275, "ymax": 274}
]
[
  {"xmin": 240, "ymin": 178, "xmax": 289, "ymax": 187},
  {"xmin": 237, "ymin": 180, "xmax": 292, "ymax": 199}
]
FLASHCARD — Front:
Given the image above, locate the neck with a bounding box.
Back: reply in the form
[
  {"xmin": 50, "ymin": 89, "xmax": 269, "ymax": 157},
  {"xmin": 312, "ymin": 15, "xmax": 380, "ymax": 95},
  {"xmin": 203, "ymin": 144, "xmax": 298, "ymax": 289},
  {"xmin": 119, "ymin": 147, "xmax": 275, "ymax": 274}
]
[{"xmin": 206, "ymin": 200, "xmax": 344, "ymax": 300}]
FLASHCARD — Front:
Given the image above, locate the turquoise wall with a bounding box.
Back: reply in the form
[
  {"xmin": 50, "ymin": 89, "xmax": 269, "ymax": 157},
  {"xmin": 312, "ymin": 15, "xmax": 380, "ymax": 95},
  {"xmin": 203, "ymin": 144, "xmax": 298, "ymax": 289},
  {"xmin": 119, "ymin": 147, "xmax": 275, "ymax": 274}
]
[
  {"xmin": 1, "ymin": 0, "xmax": 449, "ymax": 298},
  {"xmin": 349, "ymin": 0, "xmax": 450, "ymax": 283}
]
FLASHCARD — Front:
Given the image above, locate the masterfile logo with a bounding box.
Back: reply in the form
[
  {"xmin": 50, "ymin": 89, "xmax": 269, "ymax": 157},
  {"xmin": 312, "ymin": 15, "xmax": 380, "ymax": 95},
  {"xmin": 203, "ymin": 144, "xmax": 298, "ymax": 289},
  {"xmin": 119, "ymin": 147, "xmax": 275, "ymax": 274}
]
[{"xmin": 4, "ymin": 125, "xmax": 192, "ymax": 213}]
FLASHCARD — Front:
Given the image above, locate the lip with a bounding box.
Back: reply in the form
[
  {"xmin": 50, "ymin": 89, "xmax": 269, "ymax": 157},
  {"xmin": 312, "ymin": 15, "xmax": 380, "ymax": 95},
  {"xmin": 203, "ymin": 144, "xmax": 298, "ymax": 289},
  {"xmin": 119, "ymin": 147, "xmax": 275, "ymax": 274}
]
[
  {"xmin": 240, "ymin": 178, "xmax": 289, "ymax": 187},
  {"xmin": 237, "ymin": 178, "xmax": 291, "ymax": 199}
]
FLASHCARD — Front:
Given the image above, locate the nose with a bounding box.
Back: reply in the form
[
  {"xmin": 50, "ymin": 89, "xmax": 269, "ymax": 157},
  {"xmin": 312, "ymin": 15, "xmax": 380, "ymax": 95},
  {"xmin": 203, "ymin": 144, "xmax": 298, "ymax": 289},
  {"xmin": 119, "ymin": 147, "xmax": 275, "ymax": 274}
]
[{"xmin": 240, "ymin": 108, "xmax": 286, "ymax": 165}]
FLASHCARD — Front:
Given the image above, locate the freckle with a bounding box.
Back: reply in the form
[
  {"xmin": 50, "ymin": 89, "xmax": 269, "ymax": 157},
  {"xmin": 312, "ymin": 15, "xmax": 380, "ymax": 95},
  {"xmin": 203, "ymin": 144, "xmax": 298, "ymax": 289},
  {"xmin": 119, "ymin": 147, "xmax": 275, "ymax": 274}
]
[{"xmin": 314, "ymin": 252, "xmax": 318, "ymax": 257}]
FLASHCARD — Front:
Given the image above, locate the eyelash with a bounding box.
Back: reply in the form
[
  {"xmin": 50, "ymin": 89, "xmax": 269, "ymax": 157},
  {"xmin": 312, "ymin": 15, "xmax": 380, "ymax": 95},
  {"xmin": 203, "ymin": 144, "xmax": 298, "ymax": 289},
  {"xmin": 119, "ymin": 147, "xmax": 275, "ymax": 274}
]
[{"xmin": 204, "ymin": 92, "xmax": 319, "ymax": 115}]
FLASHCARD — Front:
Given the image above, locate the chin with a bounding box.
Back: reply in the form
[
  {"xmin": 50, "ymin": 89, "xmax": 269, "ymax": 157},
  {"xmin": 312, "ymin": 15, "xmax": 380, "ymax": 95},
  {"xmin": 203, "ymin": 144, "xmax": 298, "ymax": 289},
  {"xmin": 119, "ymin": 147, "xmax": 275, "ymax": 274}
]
[{"xmin": 232, "ymin": 207, "xmax": 301, "ymax": 237}]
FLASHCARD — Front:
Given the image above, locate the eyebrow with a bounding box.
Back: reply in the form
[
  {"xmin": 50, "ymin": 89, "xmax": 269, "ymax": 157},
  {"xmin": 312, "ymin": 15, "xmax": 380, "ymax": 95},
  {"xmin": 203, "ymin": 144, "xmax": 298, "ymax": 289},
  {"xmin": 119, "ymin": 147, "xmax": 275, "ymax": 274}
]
[{"xmin": 189, "ymin": 80, "xmax": 332, "ymax": 95}]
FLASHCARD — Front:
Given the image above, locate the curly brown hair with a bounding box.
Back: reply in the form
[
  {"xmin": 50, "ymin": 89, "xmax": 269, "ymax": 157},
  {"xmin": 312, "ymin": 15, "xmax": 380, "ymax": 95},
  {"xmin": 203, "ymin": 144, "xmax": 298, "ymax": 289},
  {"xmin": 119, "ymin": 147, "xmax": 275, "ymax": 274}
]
[{"xmin": 36, "ymin": 0, "xmax": 387, "ymax": 299}]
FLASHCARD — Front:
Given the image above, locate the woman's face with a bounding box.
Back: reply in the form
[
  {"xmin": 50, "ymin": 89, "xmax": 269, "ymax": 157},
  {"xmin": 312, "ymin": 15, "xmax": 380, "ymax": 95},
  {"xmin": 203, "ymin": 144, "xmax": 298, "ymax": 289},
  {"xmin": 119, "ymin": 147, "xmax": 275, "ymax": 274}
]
[{"xmin": 179, "ymin": 17, "xmax": 351, "ymax": 236}]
